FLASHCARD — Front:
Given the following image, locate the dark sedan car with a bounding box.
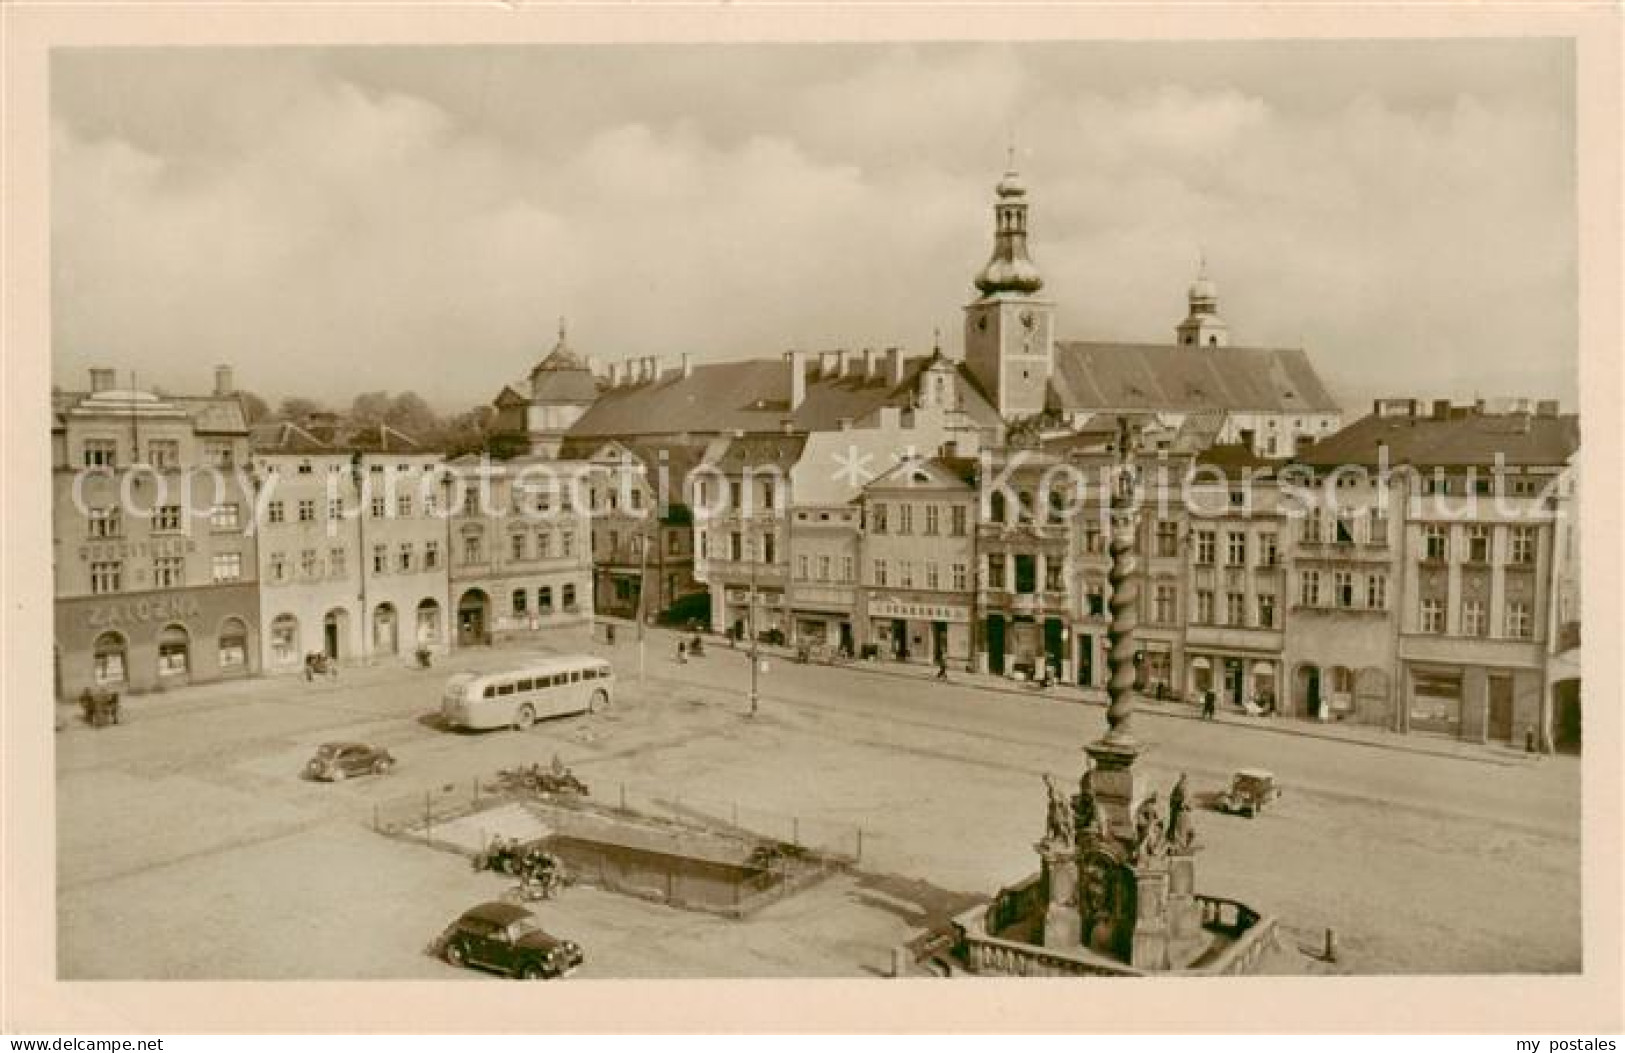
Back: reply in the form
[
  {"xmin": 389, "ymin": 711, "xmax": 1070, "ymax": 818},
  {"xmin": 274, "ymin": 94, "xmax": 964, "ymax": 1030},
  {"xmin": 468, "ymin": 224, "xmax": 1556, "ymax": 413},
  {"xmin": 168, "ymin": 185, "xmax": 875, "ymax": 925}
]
[
  {"xmin": 303, "ymin": 742, "xmax": 395, "ymax": 781},
  {"xmin": 437, "ymin": 902, "xmax": 583, "ymax": 980}
]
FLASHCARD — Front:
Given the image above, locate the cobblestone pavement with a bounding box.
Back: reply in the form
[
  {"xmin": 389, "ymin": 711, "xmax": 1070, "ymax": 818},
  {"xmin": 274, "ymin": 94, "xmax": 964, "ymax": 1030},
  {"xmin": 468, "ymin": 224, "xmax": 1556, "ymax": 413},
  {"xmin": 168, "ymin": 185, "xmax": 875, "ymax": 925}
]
[{"xmin": 55, "ymin": 622, "xmax": 1580, "ymax": 978}]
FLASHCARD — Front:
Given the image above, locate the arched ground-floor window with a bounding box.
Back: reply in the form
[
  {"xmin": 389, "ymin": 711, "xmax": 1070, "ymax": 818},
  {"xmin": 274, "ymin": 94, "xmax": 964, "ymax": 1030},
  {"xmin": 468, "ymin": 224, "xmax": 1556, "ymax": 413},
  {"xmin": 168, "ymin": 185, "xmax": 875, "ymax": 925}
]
[
  {"xmin": 416, "ymin": 598, "xmax": 442, "ymax": 644},
  {"xmin": 271, "ymin": 614, "xmax": 300, "ymax": 665},
  {"xmin": 218, "ymin": 617, "xmax": 249, "ymax": 672},
  {"xmin": 157, "ymin": 624, "xmax": 191, "ymax": 678},
  {"xmin": 93, "ymin": 631, "xmax": 127, "ymax": 686}
]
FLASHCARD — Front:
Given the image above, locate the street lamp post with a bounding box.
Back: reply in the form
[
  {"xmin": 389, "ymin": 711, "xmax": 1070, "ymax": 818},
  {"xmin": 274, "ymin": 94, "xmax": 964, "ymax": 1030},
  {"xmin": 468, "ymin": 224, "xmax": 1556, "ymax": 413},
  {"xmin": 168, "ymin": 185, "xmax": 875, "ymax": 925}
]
[
  {"xmin": 635, "ymin": 526, "xmax": 651, "ymax": 685},
  {"xmin": 748, "ymin": 543, "xmax": 760, "ymax": 717}
]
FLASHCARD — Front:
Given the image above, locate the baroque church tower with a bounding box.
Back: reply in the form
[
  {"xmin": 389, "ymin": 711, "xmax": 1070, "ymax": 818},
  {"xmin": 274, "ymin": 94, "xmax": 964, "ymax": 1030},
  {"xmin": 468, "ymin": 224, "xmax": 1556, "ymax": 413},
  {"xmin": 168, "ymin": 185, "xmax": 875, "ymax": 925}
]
[
  {"xmin": 963, "ymin": 160, "xmax": 1055, "ymax": 420},
  {"xmin": 1174, "ymin": 256, "xmax": 1230, "ymax": 348}
]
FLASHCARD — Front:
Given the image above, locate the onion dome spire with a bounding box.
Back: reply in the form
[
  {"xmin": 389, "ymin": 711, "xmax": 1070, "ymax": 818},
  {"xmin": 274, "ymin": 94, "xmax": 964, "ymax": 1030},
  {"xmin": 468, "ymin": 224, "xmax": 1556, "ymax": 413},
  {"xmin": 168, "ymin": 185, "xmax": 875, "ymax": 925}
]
[{"xmin": 973, "ymin": 156, "xmax": 1044, "ymax": 297}]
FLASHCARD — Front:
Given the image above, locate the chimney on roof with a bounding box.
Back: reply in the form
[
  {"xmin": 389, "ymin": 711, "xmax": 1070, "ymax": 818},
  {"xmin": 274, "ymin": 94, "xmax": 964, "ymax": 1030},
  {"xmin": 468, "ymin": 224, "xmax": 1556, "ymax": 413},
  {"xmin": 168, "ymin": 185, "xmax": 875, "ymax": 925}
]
[
  {"xmin": 214, "ymin": 365, "xmax": 235, "ymax": 396},
  {"xmin": 681, "ymin": 353, "xmax": 693, "ymax": 380},
  {"xmin": 90, "ymin": 367, "xmax": 116, "ymax": 393},
  {"xmin": 885, "ymin": 346, "xmax": 905, "ymax": 388},
  {"xmin": 838, "ymin": 416, "xmax": 853, "ymax": 431},
  {"xmin": 862, "ymin": 347, "xmax": 878, "ymax": 381},
  {"xmin": 583, "ymin": 354, "xmax": 596, "ymax": 377},
  {"xmin": 780, "ymin": 417, "xmax": 795, "ymax": 435},
  {"xmin": 818, "ymin": 350, "xmax": 841, "ymax": 379},
  {"xmin": 787, "ymin": 349, "xmax": 808, "ymax": 411},
  {"xmin": 835, "ymin": 349, "xmax": 850, "ymax": 378},
  {"xmin": 607, "ymin": 361, "xmax": 622, "ymax": 387},
  {"xmin": 645, "ymin": 356, "xmax": 659, "ymax": 384},
  {"xmin": 1432, "ymin": 399, "xmax": 1451, "ymax": 421},
  {"xmin": 1536, "ymin": 399, "xmax": 1560, "ymax": 418}
]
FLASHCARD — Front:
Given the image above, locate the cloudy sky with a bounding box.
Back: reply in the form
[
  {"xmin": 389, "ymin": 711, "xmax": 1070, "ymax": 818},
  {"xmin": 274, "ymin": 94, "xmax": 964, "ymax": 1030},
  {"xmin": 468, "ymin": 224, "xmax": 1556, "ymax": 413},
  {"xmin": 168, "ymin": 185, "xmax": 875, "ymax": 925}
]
[{"xmin": 51, "ymin": 40, "xmax": 1576, "ymax": 414}]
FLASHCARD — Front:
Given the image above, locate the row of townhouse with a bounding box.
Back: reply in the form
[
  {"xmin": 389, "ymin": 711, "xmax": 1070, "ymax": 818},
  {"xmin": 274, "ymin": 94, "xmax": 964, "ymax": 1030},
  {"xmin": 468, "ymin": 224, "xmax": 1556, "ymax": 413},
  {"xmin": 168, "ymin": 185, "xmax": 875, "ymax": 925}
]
[
  {"xmin": 51, "ymin": 367, "xmax": 597, "ymax": 700},
  {"xmin": 688, "ymin": 396, "xmax": 1581, "ymax": 749}
]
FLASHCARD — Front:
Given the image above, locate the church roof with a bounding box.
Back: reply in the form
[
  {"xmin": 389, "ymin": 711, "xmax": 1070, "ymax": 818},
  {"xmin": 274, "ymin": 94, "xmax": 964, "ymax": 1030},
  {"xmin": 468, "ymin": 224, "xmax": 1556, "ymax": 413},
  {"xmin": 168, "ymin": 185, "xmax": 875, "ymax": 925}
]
[{"xmin": 1049, "ymin": 341, "xmax": 1340, "ymax": 414}]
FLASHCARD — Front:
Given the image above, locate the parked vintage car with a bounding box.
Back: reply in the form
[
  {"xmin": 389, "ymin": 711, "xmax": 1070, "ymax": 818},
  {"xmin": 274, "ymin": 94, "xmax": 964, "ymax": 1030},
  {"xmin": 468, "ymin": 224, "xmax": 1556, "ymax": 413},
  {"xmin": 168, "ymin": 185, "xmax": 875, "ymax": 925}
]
[
  {"xmin": 1214, "ymin": 768, "xmax": 1282, "ymax": 818},
  {"xmin": 303, "ymin": 742, "xmax": 395, "ymax": 781},
  {"xmin": 436, "ymin": 901, "xmax": 583, "ymax": 980}
]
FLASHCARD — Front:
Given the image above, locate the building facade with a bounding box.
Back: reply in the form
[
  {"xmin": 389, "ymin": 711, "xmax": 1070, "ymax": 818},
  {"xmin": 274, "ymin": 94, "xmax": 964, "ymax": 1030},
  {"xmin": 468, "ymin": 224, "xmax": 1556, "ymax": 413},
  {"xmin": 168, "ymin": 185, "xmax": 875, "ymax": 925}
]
[
  {"xmin": 692, "ymin": 433, "xmax": 804, "ymax": 642},
  {"xmin": 52, "ymin": 367, "xmax": 260, "ymax": 698},
  {"xmin": 445, "ymin": 454, "xmax": 596, "ymax": 646},
  {"xmin": 1295, "ymin": 398, "xmax": 1578, "ymax": 745},
  {"xmin": 856, "ymin": 457, "xmax": 980, "ymax": 666}
]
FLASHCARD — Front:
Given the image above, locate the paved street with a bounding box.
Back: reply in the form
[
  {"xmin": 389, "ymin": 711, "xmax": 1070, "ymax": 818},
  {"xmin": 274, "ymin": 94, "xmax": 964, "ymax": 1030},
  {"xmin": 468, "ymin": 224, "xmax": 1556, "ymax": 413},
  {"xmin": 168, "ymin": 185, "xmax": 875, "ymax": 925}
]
[{"xmin": 56, "ymin": 623, "xmax": 1580, "ymax": 979}]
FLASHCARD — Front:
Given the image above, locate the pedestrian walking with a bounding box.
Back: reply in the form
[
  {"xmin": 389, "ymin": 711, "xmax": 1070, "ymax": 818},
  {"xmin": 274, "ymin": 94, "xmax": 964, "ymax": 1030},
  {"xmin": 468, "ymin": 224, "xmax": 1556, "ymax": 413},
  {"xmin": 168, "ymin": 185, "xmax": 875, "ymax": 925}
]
[
  {"xmin": 677, "ymin": 641, "xmax": 688, "ymax": 664},
  {"xmin": 605, "ymin": 624, "xmax": 617, "ymax": 645},
  {"xmin": 1201, "ymin": 689, "xmax": 1217, "ymax": 721},
  {"xmin": 935, "ymin": 654, "xmax": 949, "ymax": 681}
]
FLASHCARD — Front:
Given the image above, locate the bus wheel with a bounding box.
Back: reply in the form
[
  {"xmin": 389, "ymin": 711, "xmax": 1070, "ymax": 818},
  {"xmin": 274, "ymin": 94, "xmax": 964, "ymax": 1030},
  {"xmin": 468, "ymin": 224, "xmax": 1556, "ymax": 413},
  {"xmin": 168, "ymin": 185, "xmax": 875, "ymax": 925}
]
[
  {"xmin": 589, "ymin": 689, "xmax": 608, "ymax": 713},
  {"xmin": 515, "ymin": 704, "xmax": 536, "ymax": 730}
]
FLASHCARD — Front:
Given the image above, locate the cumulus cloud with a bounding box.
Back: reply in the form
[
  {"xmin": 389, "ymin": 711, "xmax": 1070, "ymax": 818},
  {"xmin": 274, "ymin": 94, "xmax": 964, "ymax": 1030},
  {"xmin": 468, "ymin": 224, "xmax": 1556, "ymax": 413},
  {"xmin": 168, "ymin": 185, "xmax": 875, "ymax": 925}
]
[{"xmin": 50, "ymin": 42, "xmax": 1575, "ymax": 413}]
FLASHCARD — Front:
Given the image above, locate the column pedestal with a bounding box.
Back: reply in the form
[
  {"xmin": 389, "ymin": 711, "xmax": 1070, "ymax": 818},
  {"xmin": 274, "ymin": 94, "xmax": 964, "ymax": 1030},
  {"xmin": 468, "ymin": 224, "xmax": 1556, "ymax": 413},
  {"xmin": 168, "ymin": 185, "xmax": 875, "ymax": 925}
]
[
  {"xmin": 1167, "ymin": 852, "xmax": 1202, "ymax": 940},
  {"xmin": 1036, "ymin": 841, "xmax": 1081, "ymax": 949},
  {"xmin": 1129, "ymin": 861, "xmax": 1172, "ymax": 971},
  {"xmin": 1084, "ymin": 738, "xmax": 1149, "ymax": 844}
]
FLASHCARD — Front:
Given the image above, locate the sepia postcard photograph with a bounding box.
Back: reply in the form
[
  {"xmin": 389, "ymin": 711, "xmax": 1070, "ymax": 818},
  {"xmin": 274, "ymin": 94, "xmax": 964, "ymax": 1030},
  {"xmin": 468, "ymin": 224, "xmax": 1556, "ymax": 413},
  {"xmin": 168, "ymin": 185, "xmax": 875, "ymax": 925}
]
[{"xmin": 3, "ymin": 1, "xmax": 1621, "ymax": 1037}]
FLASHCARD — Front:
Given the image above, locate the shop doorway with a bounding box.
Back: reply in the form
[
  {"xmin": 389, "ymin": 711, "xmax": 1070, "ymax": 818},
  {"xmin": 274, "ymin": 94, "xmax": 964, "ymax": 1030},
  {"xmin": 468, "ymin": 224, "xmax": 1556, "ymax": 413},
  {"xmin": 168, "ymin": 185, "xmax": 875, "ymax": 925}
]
[
  {"xmin": 458, "ymin": 589, "xmax": 489, "ymax": 646},
  {"xmin": 1224, "ymin": 658, "xmax": 1245, "ymax": 707},
  {"xmin": 987, "ymin": 616, "xmax": 1006, "ymax": 676},
  {"xmin": 373, "ymin": 602, "xmax": 399, "ymax": 655},
  {"xmin": 1078, "ymin": 633, "xmax": 1093, "ymax": 687},
  {"xmin": 1488, "ymin": 675, "xmax": 1514, "ymax": 743},
  {"xmin": 1552, "ymin": 678, "xmax": 1581, "ymax": 753},
  {"xmin": 322, "ymin": 608, "xmax": 348, "ymax": 660},
  {"xmin": 891, "ymin": 618, "xmax": 908, "ymax": 660},
  {"xmin": 932, "ymin": 621, "xmax": 947, "ymax": 664},
  {"xmin": 1295, "ymin": 664, "xmax": 1322, "ymax": 720},
  {"xmin": 838, "ymin": 621, "xmax": 854, "ymax": 658}
]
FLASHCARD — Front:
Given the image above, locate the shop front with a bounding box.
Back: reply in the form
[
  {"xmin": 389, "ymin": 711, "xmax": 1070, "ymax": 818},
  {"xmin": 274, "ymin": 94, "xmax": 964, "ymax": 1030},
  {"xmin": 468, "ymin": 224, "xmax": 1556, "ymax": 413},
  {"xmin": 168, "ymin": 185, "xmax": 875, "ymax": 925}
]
[
  {"xmin": 1407, "ymin": 665, "xmax": 1463, "ymax": 736},
  {"xmin": 56, "ymin": 584, "xmax": 261, "ymax": 699},
  {"xmin": 723, "ymin": 586, "xmax": 786, "ymax": 644},
  {"xmin": 867, "ymin": 596, "xmax": 970, "ymax": 665},
  {"xmin": 1186, "ymin": 652, "xmax": 1282, "ymax": 712}
]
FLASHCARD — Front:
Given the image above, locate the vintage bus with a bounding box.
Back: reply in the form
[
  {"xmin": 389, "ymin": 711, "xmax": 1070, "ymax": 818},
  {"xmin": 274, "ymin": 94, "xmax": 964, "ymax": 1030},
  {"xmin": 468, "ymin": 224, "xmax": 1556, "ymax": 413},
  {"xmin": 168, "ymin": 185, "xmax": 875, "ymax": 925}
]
[{"xmin": 440, "ymin": 655, "xmax": 614, "ymax": 731}]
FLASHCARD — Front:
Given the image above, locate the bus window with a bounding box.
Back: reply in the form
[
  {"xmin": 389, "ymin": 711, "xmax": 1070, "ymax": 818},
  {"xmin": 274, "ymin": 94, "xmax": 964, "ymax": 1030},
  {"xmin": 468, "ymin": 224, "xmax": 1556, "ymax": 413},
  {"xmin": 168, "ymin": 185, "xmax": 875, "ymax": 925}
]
[
  {"xmin": 570, "ymin": 671, "xmax": 581, "ymax": 683},
  {"xmin": 483, "ymin": 685, "xmax": 496, "ymax": 699},
  {"xmin": 497, "ymin": 681, "xmax": 515, "ymax": 696},
  {"xmin": 517, "ymin": 678, "xmax": 534, "ymax": 692}
]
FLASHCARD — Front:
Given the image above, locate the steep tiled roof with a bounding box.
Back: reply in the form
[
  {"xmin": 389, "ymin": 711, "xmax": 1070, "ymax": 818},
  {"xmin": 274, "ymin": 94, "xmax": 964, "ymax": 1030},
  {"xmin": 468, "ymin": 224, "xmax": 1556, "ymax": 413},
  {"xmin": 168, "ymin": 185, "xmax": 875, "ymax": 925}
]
[
  {"xmin": 527, "ymin": 368, "xmax": 602, "ymax": 404},
  {"xmin": 251, "ymin": 419, "xmax": 432, "ymax": 455},
  {"xmin": 1196, "ymin": 442, "xmax": 1281, "ymax": 474},
  {"xmin": 569, "ymin": 357, "xmax": 939, "ymax": 438},
  {"xmin": 1296, "ymin": 410, "xmax": 1579, "ymax": 469},
  {"xmin": 556, "ymin": 436, "xmax": 713, "ymax": 506},
  {"xmin": 1050, "ymin": 341, "xmax": 1339, "ymax": 414},
  {"xmin": 862, "ymin": 455, "xmax": 978, "ymax": 496},
  {"xmin": 53, "ymin": 389, "xmax": 248, "ymax": 434},
  {"xmin": 707, "ymin": 432, "xmax": 809, "ymax": 475},
  {"xmin": 249, "ymin": 421, "xmax": 332, "ymax": 454},
  {"xmin": 168, "ymin": 396, "xmax": 249, "ymax": 434}
]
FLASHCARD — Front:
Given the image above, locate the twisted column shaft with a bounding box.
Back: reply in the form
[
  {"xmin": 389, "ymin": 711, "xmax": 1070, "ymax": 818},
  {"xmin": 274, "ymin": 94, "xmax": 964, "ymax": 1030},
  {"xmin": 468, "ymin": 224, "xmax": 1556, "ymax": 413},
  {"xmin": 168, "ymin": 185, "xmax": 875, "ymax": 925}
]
[{"xmin": 1104, "ymin": 454, "xmax": 1141, "ymax": 746}]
